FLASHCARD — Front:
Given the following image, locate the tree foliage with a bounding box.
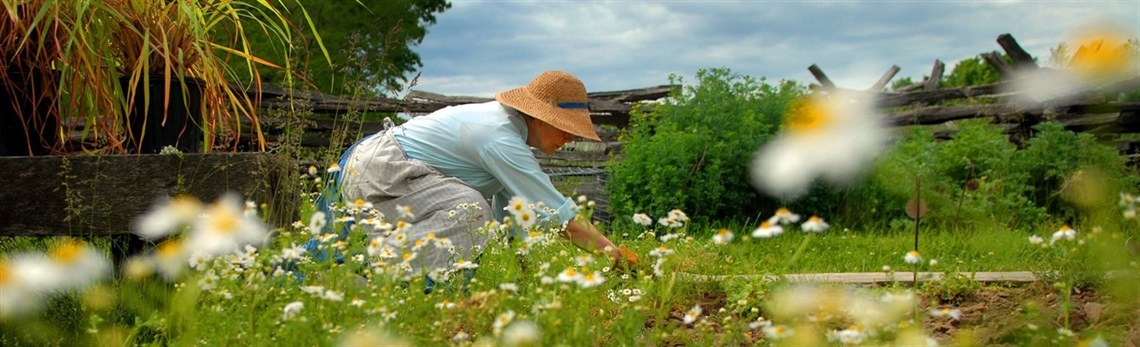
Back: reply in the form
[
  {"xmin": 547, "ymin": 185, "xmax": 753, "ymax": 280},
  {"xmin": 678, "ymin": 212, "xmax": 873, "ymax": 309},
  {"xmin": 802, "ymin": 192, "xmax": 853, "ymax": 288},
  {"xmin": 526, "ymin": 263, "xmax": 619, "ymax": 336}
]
[
  {"xmin": 941, "ymin": 54, "xmax": 1010, "ymax": 88},
  {"xmin": 228, "ymin": 0, "xmax": 450, "ymax": 96}
]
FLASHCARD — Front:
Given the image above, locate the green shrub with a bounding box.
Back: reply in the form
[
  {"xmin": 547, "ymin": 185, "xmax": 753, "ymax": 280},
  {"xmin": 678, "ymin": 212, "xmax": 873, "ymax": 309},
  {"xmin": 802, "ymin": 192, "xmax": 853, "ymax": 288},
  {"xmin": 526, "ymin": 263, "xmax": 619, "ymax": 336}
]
[
  {"xmin": 1013, "ymin": 122, "xmax": 1139, "ymax": 221},
  {"xmin": 851, "ymin": 124, "xmax": 1039, "ymax": 229},
  {"xmin": 841, "ymin": 121, "xmax": 1136, "ymax": 230},
  {"xmin": 606, "ymin": 68, "xmax": 803, "ymax": 225}
]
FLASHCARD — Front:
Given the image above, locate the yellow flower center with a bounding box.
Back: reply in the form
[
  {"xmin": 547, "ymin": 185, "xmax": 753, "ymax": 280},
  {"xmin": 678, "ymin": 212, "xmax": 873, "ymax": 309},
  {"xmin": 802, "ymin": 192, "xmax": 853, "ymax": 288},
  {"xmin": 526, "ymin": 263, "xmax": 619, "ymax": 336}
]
[
  {"xmin": 512, "ymin": 202, "xmax": 523, "ymax": 211},
  {"xmin": 521, "ymin": 213, "xmax": 532, "ymax": 222},
  {"xmin": 211, "ymin": 211, "xmax": 238, "ymax": 235},
  {"xmin": 49, "ymin": 239, "xmax": 84, "ymax": 264},
  {"xmin": 1070, "ymin": 33, "xmax": 1130, "ymax": 79},
  {"xmin": 0, "ymin": 261, "xmax": 12, "ymax": 285},
  {"xmin": 157, "ymin": 240, "xmax": 182, "ymax": 259},
  {"xmin": 402, "ymin": 253, "xmax": 413, "ymax": 261},
  {"xmin": 425, "ymin": 233, "xmax": 436, "ymax": 240},
  {"xmin": 783, "ymin": 96, "xmax": 831, "ymax": 133}
]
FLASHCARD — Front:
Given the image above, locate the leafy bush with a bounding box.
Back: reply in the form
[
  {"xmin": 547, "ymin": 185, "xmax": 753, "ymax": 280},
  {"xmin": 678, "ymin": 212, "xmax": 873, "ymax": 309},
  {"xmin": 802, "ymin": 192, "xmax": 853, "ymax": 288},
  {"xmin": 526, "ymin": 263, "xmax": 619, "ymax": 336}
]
[
  {"xmin": 606, "ymin": 68, "xmax": 804, "ymax": 224},
  {"xmin": 1013, "ymin": 122, "xmax": 1139, "ymax": 221},
  {"xmin": 850, "ymin": 123, "xmax": 1041, "ymax": 229},
  {"xmin": 842, "ymin": 121, "xmax": 1137, "ymax": 230}
]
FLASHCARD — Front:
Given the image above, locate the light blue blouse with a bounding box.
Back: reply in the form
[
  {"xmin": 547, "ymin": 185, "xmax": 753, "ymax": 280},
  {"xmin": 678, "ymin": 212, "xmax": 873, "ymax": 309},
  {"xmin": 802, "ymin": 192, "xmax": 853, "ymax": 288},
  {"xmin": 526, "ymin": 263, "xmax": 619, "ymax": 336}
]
[{"xmin": 392, "ymin": 101, "xmax": 576, "ymax": 225}]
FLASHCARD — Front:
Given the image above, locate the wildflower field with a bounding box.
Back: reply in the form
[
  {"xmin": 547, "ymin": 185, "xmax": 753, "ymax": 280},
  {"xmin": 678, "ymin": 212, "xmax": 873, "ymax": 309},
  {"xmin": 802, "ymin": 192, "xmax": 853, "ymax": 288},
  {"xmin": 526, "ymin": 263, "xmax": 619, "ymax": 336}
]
[
  {"xmin": 4, "ymin": 41, "xmax": 1140, "ymax": 345},
  {"xmin": 1, "ymin": 180, "xmax": 1137, "ymax": 346}
]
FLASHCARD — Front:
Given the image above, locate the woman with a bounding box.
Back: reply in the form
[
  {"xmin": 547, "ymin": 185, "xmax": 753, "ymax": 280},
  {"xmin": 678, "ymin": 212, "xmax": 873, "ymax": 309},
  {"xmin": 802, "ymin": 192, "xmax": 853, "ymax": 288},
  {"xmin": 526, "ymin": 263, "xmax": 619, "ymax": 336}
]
[{"xmin": 315, "ymin": 70, "xmax": 634, "ymax": 291}]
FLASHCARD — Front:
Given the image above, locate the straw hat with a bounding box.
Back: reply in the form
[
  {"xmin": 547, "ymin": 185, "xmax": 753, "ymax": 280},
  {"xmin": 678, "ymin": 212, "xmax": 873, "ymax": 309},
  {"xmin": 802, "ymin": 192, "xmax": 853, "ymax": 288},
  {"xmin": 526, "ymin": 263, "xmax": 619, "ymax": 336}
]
[{"xmin": 496, "ymin": 70, "xmax": 600, "ymax": 141}]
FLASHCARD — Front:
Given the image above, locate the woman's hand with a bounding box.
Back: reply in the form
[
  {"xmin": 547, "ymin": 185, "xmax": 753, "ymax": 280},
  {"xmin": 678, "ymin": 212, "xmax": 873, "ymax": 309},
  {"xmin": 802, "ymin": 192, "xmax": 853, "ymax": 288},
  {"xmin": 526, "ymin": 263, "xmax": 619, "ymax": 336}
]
[{"xmin": 611, "ymin": 244, "xmax": 639, "ymax": 272}]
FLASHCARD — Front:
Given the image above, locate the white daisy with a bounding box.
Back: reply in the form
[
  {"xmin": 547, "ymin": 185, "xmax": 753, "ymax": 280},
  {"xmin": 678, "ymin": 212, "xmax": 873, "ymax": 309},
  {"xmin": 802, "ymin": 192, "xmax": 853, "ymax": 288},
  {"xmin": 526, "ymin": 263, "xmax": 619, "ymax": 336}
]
[
  {"xmin": 928, "ymin": 306, "xmax": 962, "ymax": 320},
  {"xmin": 682, "ymin": 305, "xmax": 702, "ymax": 325},
  {"xmin": 904, "ymin": 250, "xmax": 922, "ymax": 264},
  {"xmin": 577, "ymin": 271, "xmax": 606, "ymax": 289},
  {"xmin": 801, "ymin": 215, "xmax": 829, "ymax": 232},
  {"xmin": 632, "ymin": 213, "xmax": 653, "ymax": 227},
  {"xmin": 751, "ymin": 221, "xmax": 783, "ymax": 238},
  {"xmin": 282, "ymin": 301, "xmax": 304, "ymax": 320},
  {"xmin": 712, "ymin": 229, "xmax": 734, "ymax": 245},
  {"xmin": 768, "ymin": 208, "xmax": 801, "ymax": 225}
]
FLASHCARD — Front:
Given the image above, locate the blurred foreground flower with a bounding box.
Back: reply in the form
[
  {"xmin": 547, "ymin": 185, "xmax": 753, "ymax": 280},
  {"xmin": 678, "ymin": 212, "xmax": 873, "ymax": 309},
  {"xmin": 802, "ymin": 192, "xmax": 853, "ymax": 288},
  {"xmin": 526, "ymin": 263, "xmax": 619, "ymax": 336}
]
[
  {"xmin": 1009, "ymin": 24, "xmax": 1136, "ymax": 105},
  {"xmin": 750, "ymin": 91, "xmax": 887, "ymax": 199},
  {"xmin": 501, "ymin": 320, "xmax": 541, "ymax": 347},
  {"xmin": 129, "ymin": 193, "xmax": 270, "ymax": 281},
  {"xmin": 0, "ymin": 239, "xmax": 111, "ymax": 320}
]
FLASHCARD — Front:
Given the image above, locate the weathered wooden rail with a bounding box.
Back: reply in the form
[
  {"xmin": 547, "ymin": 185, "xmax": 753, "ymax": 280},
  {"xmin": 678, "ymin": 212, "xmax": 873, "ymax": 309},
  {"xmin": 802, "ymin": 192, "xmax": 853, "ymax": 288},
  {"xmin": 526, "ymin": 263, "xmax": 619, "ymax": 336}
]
[{"xmin": 0, "ymin": 153, "xmax": 297, "ymax": 237}]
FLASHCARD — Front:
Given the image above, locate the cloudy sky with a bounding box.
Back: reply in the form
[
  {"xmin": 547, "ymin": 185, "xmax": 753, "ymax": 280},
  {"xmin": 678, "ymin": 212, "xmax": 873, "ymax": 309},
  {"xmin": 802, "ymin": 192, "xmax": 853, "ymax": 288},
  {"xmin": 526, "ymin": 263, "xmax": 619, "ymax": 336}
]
[{"xmin": 407, "ymin": 0, "xmax": 1139, "ymax": 97}]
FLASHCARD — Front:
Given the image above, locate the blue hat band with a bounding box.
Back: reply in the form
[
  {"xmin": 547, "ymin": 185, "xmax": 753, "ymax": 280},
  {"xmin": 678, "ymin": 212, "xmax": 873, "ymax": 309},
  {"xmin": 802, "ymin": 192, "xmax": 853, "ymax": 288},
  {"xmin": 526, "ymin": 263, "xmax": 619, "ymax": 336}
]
[{"xmin": 557, "ymin": 102, "xmax": 588, "ymax": 109}]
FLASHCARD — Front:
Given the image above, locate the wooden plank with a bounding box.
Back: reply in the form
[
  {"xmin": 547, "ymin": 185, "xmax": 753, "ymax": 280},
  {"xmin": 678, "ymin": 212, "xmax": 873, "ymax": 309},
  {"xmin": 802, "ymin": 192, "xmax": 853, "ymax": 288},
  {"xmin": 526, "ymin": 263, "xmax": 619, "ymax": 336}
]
[
  {"xmin": 868, "ymin": 65, "xmax": 901, "ymax": 92},
  {"xmin": 808, "ymin": 64, "xmax": 838, "ymax": 91},
  {"xmin": 0, "ymin": 153, "xmax": 297, "ymax": 236},
  {"xmin": 674, "ymin": 271, "xmax": 1140, "ymax": 284},
  {"xmin": 878, "ymin": 82, "xmax": 1005, "ymax": 108},
  {"xmin": 982, "ymin": 51, "xmax": 1015, "ymax": 77},
  {"xmin": 586, "ymin": 85, "xmax": 673, "ymax": 103},
  {"xmin": 924, "ymin": 59, "xmax": 945, "ymax": 91},
  {"xmin": 404, "ymin": 90, "xmax": 493, "ymax": 104},
  {"xmin": 888, "ymin": 103, "xmax": 1018, "ymax": 126},
  {"xmin": 996, "ymin": 33, "xmax": 1039, "ymax": 70}
]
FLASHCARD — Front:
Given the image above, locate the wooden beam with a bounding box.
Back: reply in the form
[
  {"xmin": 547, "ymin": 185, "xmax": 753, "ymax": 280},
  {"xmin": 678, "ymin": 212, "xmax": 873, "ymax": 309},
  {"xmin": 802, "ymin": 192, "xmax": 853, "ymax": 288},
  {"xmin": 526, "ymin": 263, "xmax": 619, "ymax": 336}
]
[
  {"xmin": 889, "ymin": 103, "xmax": 1019, "ymax": 126},
  {"xmin": 878, "ymin": 81, "xmax": 1007, "ymax": 108},
  {"xmin": 868, "ymin": 65, "xmax": 901, "ymax": 92},
  {"xmin": 996, "ymin": 33, "xmax": 1039, "ymax": 70},
  {"xmin": 586, "ymin": 85, "xmax": 674, "ymax": 102},
  {"xmin": 675, "ymin": 271, "xmax": 1138, "ymax": 284},
  {"xmin": 982, "ymin": 51, "xmax": 1015, "ymax": 77},
  {"xmin": 404, "ymin": 90, "xmax": 492, "ymax": 104},
  {"xmin": 808, "ymin": 64, "xmax": 838, "ymax": 91},
  {"xmin": 925, "ymin": 59, "xmax": 945, "ymax": 91},
  {"xmin": 0, "ymin": 153, "xmax": 297, "ymax": 237}
]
